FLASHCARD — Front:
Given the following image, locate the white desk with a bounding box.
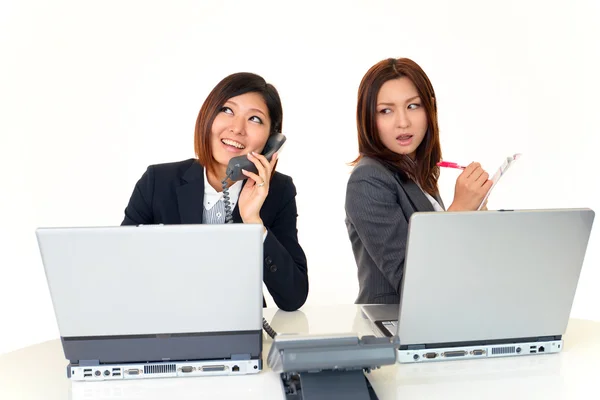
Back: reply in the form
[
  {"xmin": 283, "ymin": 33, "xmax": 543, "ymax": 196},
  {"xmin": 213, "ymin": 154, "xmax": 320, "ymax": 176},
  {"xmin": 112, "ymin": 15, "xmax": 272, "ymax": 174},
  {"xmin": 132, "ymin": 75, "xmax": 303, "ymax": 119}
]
[{"xmin": 1, "ymin": 305, "xmax": 599, "ymax": 399}]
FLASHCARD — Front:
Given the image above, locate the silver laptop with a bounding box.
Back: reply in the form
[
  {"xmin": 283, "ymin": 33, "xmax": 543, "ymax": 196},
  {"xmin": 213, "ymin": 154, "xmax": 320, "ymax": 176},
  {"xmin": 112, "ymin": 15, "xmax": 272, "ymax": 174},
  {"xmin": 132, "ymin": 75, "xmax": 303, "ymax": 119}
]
[
  {"xmin": 36, "ymin": 224, "xmax": 264, "ymax": 380},
  {"xmin": 362, "ymin": 208, "xmax": 595, "ymax": 363}
]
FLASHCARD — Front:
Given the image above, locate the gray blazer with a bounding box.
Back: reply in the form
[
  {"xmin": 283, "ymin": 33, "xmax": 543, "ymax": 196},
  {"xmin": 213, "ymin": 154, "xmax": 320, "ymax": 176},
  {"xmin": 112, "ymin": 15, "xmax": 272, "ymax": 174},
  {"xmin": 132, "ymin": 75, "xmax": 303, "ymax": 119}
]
[{"xmin": 345, "ymin": 156, "xmax": 445, "ymax": 304}]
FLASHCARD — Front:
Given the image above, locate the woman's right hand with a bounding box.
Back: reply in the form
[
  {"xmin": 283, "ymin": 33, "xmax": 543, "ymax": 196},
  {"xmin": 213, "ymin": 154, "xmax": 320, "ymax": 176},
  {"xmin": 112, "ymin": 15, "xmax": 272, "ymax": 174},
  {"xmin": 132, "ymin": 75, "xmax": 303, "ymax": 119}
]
[{"xmin": 448, "ymin": 162, "xmax": 493, "ymax": 211}]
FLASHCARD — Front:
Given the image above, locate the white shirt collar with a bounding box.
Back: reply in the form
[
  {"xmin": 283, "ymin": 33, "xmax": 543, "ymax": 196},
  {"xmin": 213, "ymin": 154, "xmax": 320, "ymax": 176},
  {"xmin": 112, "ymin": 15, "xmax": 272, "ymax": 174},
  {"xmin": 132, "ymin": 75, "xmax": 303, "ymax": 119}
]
[
  {"xmin": 422, "ymin": 190, "xmax": 445, "ymax": 212},
  {"xmin": 203, "ymin": 168, "xmax": 244, "ymax": 211},
  {"xmin": 416, "ymin": 182, "xmax": 445, "ymax": 212}
]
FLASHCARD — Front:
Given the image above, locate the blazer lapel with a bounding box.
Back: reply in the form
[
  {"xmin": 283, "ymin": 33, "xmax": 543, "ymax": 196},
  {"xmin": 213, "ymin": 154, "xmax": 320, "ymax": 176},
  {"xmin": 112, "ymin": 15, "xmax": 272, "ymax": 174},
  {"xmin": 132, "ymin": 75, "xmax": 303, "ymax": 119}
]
[
  {"xmin": 232, "ymin": 202, "xmax": 243, "ymax": 223},
  {"xmin": 401, "ymin": 179, "xmax": 435, "ymax": 212},
  {"xmin": 433, "ymin": 193, "xmax": 446, "ymax": 211},
  {"xmin": 176, "ymin": 161, "xmax": 205, "ymax": 224}
]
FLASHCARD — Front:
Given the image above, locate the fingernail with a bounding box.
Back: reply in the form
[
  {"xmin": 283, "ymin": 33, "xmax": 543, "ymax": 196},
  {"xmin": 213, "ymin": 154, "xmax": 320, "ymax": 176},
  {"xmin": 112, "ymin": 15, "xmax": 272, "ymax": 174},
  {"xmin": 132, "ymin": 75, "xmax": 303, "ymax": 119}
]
[
  {"xmin": 247, "ymin": 153, "xmax": 253, "ymax": 158},
  {"xmin": 252, "ymin": 151, "xmax": 258, "ymax": 156},
  {"xmin": 241, "ymin": 169, "xmax": 248, "ymax": 174}
]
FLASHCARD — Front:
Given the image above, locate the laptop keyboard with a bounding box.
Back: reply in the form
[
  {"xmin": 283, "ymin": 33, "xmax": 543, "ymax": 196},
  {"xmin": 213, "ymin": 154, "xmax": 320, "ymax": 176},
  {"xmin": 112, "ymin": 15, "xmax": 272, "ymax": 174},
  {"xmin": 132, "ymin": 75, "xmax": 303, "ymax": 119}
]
[{"xmin": 382, "ymin": 320, "xmax": 398, "ymax": 336}]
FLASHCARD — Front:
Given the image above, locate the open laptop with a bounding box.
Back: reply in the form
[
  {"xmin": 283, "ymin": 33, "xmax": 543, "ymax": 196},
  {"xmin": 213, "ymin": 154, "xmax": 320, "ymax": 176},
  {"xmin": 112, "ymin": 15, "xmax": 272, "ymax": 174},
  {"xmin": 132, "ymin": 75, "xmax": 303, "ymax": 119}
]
[
  {"xmin": 35, "ymin": 224, "xmax": 265, "ymax": 381},
  {"xmin": 362, "ymin": 208, "xmax": 595, "ymax": 363}
]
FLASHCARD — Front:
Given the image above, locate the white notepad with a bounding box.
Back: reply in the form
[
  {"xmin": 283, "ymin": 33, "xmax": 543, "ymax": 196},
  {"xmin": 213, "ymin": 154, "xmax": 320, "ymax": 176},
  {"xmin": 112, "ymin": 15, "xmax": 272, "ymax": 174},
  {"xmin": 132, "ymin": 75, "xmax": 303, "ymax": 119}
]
[{"xmin": 478, "ymin": 153, "xmax": 522, "ymax": 210}]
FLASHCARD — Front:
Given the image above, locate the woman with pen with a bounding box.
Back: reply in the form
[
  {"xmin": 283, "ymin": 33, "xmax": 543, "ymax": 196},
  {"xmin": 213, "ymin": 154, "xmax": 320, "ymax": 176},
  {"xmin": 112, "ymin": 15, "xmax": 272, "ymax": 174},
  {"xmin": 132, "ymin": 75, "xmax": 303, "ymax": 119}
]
[{"xmin": 345, "ymin": 57, "xmax": 492, "ymax": 305}]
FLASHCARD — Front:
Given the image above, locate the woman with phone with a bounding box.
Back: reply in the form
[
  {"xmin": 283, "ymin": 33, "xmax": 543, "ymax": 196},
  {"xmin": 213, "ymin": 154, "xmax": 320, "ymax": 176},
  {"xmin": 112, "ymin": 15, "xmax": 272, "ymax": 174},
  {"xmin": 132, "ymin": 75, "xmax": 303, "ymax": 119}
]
[
  {"xmin": 345, "ymin": 58, "xmax": 492, "ymax": 304},
  {"xmin": 122, "ymin": 72, "xmax": 308, "ymax": 312}
]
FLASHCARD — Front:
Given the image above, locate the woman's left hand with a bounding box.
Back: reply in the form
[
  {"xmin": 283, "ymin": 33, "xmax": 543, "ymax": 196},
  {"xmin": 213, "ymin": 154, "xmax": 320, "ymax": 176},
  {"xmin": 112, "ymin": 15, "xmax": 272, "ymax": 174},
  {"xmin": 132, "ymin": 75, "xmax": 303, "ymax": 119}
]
[{"xmin": 238, "ymin": 151, "xmax": 278, "ymax": 225}]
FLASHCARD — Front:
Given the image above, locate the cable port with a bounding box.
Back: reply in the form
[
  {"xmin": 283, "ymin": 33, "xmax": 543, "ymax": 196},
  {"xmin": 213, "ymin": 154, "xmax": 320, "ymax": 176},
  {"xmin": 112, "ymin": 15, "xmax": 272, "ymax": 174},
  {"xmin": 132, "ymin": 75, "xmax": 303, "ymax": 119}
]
[
  {"xmin": 84, "ymin": 373, "xmax": 92, "ymax": 378},
  {"xmin": 202, "ymin": 365, "xmax": 227, "ymax": 372},
  {"xmin": 103, "ymin": 370, "xmax": 110, "ymax": 376},
  {"xmin": 471, "ymin": 349, "xmax": 486, "ymax": 356},
  {"xmin": 94, "ymin": 370, "xmax": 101, "ymax": 377},
  {"xmin": 538, "ymin": 346, "xmax": 545, "ymax": 353},
  {"xmin": 442, "ymin": 350, "xmax": 467, "ymax": 358},
  {"xmin": 232, "ymin": 365, "xmax": 240, "ymax": 372},
  {"xmin": 423, "ymin": 352, "xmax": 438, "ymax": 359},
  {"xmin": 180, "ymin": 366, "xmax": 194, "ymax": 373},
  {"xmin": 125, "ymin": 369, "xmax": 140, "ymax": 375}
]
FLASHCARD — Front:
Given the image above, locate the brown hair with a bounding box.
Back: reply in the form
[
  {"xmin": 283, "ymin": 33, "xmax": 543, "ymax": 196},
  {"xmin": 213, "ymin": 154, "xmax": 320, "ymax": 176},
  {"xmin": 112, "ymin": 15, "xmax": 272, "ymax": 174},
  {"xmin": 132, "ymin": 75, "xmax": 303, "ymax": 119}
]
[
  {"xmin": 353, "ymin": 58, "xmax": 442, "ymax": 196},
  {"xmin": 194, "ymin": 72, "xmax": 283, "ymax": 176}
]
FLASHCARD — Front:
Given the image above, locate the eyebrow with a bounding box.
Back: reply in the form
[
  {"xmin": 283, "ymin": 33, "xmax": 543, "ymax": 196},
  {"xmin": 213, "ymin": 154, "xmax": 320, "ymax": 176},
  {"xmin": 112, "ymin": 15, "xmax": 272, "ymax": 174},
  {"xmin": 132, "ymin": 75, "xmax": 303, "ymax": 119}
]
[
  {"xmin": 377, "ymin": 95, "xmax": 421, "ymax": 107},
  {"xmin": 225, "ymin": 100, "xmax": 267, "ymax": 117}
]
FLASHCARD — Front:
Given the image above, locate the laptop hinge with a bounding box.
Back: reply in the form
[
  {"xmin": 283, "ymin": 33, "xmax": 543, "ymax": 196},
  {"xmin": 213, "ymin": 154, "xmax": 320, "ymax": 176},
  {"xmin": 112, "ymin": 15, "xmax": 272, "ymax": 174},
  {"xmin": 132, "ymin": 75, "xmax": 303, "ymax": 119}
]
[
  {"xmin": 231, "ymin": 353, "xmax": 251, "ymax": 360},
  {"xmin": 78, "ymin": 359, "xmax": 100, "ymax": 366},
  {"xmin": 537, "ymin": 336, "xmax": 558, "ymax": 342}
]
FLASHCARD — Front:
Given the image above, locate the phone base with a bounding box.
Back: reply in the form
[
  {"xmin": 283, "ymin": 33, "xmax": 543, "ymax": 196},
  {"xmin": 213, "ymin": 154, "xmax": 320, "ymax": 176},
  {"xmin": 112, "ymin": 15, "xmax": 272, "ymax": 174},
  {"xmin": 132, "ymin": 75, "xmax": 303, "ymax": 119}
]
[{"xmin": 280, "ymin": 369, "xmax": 379, "ymax": 400}]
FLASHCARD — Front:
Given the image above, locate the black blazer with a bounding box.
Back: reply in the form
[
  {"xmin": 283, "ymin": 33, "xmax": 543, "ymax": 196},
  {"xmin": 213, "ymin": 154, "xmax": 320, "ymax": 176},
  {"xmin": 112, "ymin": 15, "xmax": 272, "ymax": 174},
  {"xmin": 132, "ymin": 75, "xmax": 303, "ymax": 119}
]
[{"xmin": 121, "ymin": 158, "xmax": 309, "ymax": 311}]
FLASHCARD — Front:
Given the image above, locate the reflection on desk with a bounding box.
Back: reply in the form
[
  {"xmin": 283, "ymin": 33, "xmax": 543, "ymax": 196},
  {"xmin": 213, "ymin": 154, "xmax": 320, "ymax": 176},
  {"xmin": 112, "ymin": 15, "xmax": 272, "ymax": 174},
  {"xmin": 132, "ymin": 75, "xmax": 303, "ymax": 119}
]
[{"xmin": 0, "ymin": 306, "xmax": 598, "ymax": 400}]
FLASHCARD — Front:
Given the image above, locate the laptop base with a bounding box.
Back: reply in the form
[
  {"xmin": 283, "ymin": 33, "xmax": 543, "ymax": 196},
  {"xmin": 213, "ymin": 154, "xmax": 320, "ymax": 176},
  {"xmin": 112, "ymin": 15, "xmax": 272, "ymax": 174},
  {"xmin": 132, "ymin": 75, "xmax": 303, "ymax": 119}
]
[
  {"xmin": 396, "ymin": 339, "xmax": 562, "ymax": 363},
  {"xmin": 69, "ymin": 358, "xmax": 261, "ymax": 381},
  {"xmin": 62, "ymin": 328, "xmax": 262, "ymax": 380}
]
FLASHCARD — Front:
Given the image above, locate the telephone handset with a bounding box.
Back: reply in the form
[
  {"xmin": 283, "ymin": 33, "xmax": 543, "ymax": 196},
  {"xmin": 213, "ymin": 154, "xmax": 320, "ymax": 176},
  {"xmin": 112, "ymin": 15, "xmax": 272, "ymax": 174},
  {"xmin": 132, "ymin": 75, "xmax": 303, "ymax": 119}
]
[
  {"xmin": 220, "ymin": 133, "xmax": 286, "ymax": 339},
  {"xmin": 225, "ymin": 133, "xmax": 286, "ymax": 181}
]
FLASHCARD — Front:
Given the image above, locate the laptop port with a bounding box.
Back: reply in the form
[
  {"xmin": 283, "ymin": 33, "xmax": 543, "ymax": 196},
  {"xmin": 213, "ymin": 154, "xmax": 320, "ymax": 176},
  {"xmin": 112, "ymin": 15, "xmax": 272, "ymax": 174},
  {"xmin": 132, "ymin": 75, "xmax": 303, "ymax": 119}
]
[
  {"xmin": 103, "ymin": 370, "xmax": 110, "ymax": 376},
  {"xmin": 83, "ymin": 368, "xmax": 92, "ymax": 373},
  {"xmin": 125, "ymin": 369, "xmax": 140, "ymax": 375},
  {"xmin": 232, "ymin": 365, "xmax": 240, "ymax": 372},
  {"xmin": 516, "ymin": 347, "xmax": 522, "ymax": 354},
  {"xmin": 538, "ymin": 346, "xmax": 545, "ymax": 353},
  {"xmin": 471, "ymin": 349, "xmax": 486, "ymax": 356},
  {"xmin": 181, "ymin": 366, "xmax": 194, "ymax": 373},
  {"xmin": 202, "ymin": 365, "xmax": 227, "ymax": 372},
  {"xmin": 94, "ymin": 370, "xmax": 101, "ymax": 377},
  {"xmin": 423, "ymin": 352, "xmax": 438, "ymax": 359},
  {"xmin": 84, "ymin": 373, "xmax": 93, "ymax": 378},
  {"xmin": 442, "ymin": 350, "xmax": 467, "ymax": 358}
]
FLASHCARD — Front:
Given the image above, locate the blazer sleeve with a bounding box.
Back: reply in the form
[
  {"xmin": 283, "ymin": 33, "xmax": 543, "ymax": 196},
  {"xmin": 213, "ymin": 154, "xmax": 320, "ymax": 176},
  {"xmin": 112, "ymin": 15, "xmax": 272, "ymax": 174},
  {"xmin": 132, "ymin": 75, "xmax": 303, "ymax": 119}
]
[
  {"xmin": 262, "ymin": 178, "xmax": 309, "ymax": 311},
  {"xmin": 345, "ymin": 165, "xmax": 408, "ymax": 293},
  {"xmin": 121, "ymin": 166, "xmax": 155, "ymax": 225}
]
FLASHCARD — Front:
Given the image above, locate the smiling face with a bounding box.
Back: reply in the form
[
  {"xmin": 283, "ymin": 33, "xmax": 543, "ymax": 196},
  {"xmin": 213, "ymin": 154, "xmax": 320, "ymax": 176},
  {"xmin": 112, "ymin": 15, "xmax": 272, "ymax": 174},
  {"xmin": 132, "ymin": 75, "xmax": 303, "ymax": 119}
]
[
  {"xmin": 375, "ymin": 77, "xmax": 428, "ymax": 158},
  {"xmin": 210, "ymin": 92, "xmax": 271, "ymax": 171}
]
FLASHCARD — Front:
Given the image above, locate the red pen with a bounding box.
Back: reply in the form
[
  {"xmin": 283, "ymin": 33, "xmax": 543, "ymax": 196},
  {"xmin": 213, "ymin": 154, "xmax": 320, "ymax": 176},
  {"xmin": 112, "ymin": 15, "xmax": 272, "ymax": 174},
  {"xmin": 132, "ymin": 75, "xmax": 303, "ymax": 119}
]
[{"xmin": 437, "ymin": 161, "xmax": 466, "ymax": 170}]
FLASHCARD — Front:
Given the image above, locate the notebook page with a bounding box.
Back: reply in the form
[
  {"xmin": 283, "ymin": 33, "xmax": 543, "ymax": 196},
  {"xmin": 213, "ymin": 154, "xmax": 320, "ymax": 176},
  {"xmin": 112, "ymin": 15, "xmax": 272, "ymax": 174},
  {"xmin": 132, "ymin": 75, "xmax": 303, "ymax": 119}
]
[{"xmin": 478, "ymin": 153, "xmax": 522, "ymax": 210}]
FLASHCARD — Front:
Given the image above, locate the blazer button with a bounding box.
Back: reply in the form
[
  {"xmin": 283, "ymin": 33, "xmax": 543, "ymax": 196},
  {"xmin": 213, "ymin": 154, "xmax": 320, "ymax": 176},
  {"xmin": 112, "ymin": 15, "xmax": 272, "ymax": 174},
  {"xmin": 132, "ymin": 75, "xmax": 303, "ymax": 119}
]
[
  {"xmin": 265, "ymin": 256, "xmax": 273, "ymax": 265},
  {"xmin": 270, "ymin": 264, "xmax": 278, "ymax": 272}
]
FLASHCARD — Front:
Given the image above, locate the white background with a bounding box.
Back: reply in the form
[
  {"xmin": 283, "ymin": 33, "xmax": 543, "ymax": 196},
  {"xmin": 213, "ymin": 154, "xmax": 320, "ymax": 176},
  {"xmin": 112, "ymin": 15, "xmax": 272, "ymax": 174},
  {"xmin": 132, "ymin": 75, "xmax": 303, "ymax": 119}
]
[{"xmin": 1, "ymin": 0, "xmax": 598, "ymax": 355}]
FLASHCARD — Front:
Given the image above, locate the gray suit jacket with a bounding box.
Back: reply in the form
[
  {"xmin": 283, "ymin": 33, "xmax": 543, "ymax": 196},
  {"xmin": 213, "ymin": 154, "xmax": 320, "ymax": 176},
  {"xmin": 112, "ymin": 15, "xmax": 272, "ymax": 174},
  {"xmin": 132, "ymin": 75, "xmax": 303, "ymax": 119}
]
[{"xmin": 345, "ymin": 156, "xmax": 445, "ymax": 304}]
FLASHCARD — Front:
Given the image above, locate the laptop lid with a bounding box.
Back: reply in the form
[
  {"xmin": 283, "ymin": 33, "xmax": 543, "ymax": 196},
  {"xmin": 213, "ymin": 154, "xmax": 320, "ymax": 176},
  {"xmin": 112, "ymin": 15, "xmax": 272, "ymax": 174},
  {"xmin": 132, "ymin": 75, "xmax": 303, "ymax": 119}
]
[
  {"xmin": 397, "ymin": 208, "xmax": 594, "ymax": 347},
  {"xmin": 36, "ymin": 224, "xmax": 264, "ymax": 364}
]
